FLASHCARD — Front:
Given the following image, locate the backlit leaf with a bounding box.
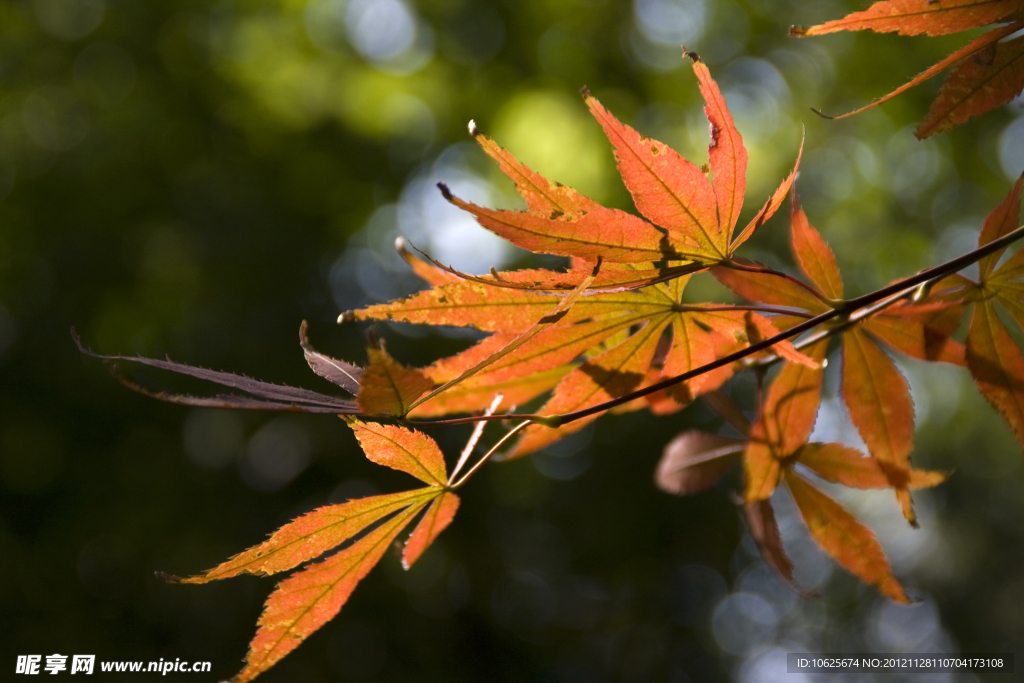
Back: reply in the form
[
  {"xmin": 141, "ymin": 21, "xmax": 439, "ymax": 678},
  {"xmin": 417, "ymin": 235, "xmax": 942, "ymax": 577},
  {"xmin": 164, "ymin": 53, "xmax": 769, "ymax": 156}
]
[
  {"xmin": 862, "ymin": 312, "xmax": 967, "ymax": 365},
  {"xmin": 815, "ymin": 22, "xmax": 1024, "ymax": 120},
  {"xmin": 395, "ymin": 237, "xmax": 460, "ymax": 286},
  {"xmin": 742, "ymin": 499, "xmax": 803, "ymax": 592},
  {"xmin": 357, "ymin": 345, "xmax": 433, "ymax": 417},
  {"xmin": 841, "ymin": 329, "xmax": 918, "ymax": 524},
  {"xmin": 744, "ymin": 339, "xmax": 829, "ymax": 501},
  {"xmin": 660, "ymin": 317, "xmax": 718, "ymax": 404},
  {"xmin": 348, "ymin": 420, "xmax": 449, "ymax": 486},
  {"xmin": 410, "ymin": 366, "xmax": 570, "ymax": 417},
  {"xmin": 353, "ymin": 277, "xmax": 657, "ymax": 333},
  {"xmin": 712, "ymin": 263, "xmax": 827, "ymax": 314},
  {"xmin": 232, "ymin": 504, "xmax": 424, "ymax": 683},
  {"xmin": 790, "ymin": 194, "xmax": 844, "ymax": 300},
  {"xmin": 917, "ymin": 33, "xmax": 1024, "ymax": 138},
  {"xmin": 441, "ymin": 184, "xmax": 690, "ymax": 263},
  {"xmin": 795, "ymin": 0, "xmax": 1024, "ymax": 37},
  {"xmin": 513, "ymin": 315, "xmax": 673, "ymax": 456},
  {"xmin": 407, "ymin": 264, "xmax": 599, "ymax": 412},
  {"xmin": 731, "ymin": 134, "xmax": 804, "ymax": 250},
  {"xmin": 471, "ymin": 121, "xmax": 602, "ymax": 215},
  {"xmin": 967, "ymin": 299, "xmax": 1024, "ymax": 447},
  {"xmin": 689, "ymin": 52, "xmax": 747, "ymax": 247},
  {"xmin": 978, "ymin": 172, "xmax": 1024, "ymax": 278},
  {"xmin": 584, "ymin": 90, "xmax": 721, "ymax": 260},
  {"xmin": 796, "ymin": 442, "xmax": 948, "ymax": 490},
  {"xmin": 784, "ymin": 469, "xmax": 910, "ymax": 603},
  {"xmin": 402, "ymin": 491, "xmax": 460, "ymax": 569},
  {"xmin": 177, "ymin": 489, "xmax": 435, "ymax": 583}
]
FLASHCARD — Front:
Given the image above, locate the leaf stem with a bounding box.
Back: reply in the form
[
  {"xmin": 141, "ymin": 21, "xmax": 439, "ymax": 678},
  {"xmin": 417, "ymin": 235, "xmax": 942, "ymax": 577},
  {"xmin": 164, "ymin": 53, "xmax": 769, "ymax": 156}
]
[
  {"xmin": 447, "ymin": 394, "xmax": 503, "ymax": 484},
  {"xmin": 450, "ymin": 420, "xmax": 531, "ymax": 489},
  {"xmin": 722, "ymin": 259, "xmax": 840, "ymax": 308},
  {"xmin": 676, "ymin": 303, "xmax": 815, "ymax": 318},
  {"xmin": 744, "ymin": 280, "xmax": 923, "ymax": 370}
]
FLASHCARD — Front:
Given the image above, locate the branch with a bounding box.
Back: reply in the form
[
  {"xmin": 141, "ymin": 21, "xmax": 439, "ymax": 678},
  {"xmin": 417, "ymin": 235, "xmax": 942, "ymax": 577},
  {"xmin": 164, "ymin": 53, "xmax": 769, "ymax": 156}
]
[
  {"xmin": 407, "ymin": 223, "xmax": 1024, "ymax": 431},
  {"xmin": 549, "ymin": 222, "xmax": 1024, "ymax": 427}
]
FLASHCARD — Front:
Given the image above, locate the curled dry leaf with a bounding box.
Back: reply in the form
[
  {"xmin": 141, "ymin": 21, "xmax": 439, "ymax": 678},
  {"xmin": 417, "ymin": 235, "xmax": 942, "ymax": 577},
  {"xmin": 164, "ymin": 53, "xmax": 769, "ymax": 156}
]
[
  {"xmin": 299, "ymin": 320, "xmax": 363, "ymax": 395},
  {"xmin": 655, "ymin": 430, "xmax": 745, "ymax": 495},
  {"xmin": 73, "ymin": 328, "xmax": 358, "ymax": 415}
]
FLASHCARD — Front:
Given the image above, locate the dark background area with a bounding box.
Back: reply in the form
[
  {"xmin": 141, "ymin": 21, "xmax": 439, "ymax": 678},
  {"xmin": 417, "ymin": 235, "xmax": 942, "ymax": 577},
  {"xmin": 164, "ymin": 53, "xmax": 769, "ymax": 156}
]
[{"xmin": 2, "ymin": 0, "xmax": 1022, "ymax": 681}]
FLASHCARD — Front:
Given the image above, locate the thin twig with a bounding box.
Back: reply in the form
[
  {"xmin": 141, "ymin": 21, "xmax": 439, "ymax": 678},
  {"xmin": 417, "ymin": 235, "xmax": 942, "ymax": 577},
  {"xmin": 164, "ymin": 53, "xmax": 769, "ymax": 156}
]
[
  {"xmin": 407, "ymin": 223, "xmax": 1024, "ymax": 431},
  {"xmin": 744, "ymin": 281, "xmax": 921, "ymax": 370},
  {"xmin": 547, "ymin": 223, "xmax": 1024, "ymax": 427},
  {"xmin": 451, "ymin": 421, "xmax": 531, "ymax": 488},
  {"xmin": 448, "ymin": 394, "xmax": 503, "ymax": 484}
]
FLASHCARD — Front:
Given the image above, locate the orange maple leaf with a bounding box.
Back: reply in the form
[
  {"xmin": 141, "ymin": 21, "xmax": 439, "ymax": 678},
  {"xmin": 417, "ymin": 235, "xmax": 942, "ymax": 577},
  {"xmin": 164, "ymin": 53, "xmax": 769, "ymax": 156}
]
[
  {"xmin": 794, "ymin": 0, "xmax": 1024, "ymax": 137},
  {"xmin": 715, "ymin": 191, "xmax": 965, "ymax": 525},
  {"xmin": 439, "ymin": 53, "xmax": 800, "ymax": 265},
  {"xmin": 162, "ymin": 420, "xmax": 461, "ymax": 682}
]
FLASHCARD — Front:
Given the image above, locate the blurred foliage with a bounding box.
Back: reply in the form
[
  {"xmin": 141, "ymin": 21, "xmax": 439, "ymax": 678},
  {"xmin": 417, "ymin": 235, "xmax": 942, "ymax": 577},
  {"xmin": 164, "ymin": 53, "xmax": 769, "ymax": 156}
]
[{"xmin": 1, "ymin": 0, "xmax": 1023, "ymax": 681}]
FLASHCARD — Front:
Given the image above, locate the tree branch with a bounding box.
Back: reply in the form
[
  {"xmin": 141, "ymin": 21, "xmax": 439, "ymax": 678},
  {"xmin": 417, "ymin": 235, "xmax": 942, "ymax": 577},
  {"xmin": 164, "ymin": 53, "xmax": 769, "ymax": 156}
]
[{"xmin": 406, "ymin": 223, "xmax": 1024, "ymax": 431}]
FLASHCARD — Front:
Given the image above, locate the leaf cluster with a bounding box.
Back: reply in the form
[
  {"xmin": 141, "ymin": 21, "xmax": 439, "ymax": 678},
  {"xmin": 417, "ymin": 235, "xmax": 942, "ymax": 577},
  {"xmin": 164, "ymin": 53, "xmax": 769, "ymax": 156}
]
[{"xmin": 77, "ymin": 25, "xmax": 1024, "ymax": 682}]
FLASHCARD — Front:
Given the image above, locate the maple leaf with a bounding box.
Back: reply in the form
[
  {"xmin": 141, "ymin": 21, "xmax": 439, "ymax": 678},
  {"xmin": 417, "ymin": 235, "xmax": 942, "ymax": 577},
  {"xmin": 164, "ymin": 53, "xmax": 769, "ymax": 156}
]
[
  {"xmin": 72, "ymin": 328, "xmax": 360, "ymax": 415},
  {"xmin": 438, "ymin": 53, "xmax": 801, "ymax": 266},
  {"xmin": 357, "ymin": 340, "xmax": 433, "ymax": 417},
  {"xmin": 783, "ymin": 469, "xmax": 910, "ymax": 603},
  {"xmin": 715, "ymin": 192, "xmax": 965, "ymax": 525},
  {"xmin": 733, "ymin": 315, "xmax": 944, "ymax": 598},
  {"xmin": 162, "ymin": 420, "xmax": 461, "ymax": 682},
  {"xmin": 794, "ymin": 1, "xmax": 1024, "ymax": 137},
  {"xmin": 357, "ymin": 243, "xmax": 818, "ymax": 439},
  {"xmin": 937, "ymin": 174, "xmax": 1024, "ymax": 446},
  {"xmin": 655, "ymin": 430, "xmax": 745, "ymax": 495},
  {"xmin": 348, "ymin": 55, "xmax": 820, "ymax": 435},
  {"xmin": 654, "ymin": 418, "xmax": 946, "ymax": 601}
]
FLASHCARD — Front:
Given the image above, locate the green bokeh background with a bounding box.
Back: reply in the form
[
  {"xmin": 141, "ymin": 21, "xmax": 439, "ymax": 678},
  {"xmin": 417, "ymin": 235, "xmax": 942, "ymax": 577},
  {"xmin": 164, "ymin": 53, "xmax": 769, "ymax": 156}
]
[{"xmin": 2, "ymin": 0, "xmax": 1022, "ymax": 680}]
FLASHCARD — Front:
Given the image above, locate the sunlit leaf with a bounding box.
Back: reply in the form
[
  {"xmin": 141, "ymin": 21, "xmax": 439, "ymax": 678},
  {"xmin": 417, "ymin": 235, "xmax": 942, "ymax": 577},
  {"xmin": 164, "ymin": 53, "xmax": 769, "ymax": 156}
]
[
  {"xmin": 744, "ymin": 339, "xmax": 829, "ymax": 501},
  {"xmin": 402, "ymin": 491, "xmax": 460, "ymax": 569},
  {"xmin": 790, "ymin": 193, "xmax": 844, "ymax": 301},
  {"xmin": 795, "ymin": 0, "xmax": 1024, "ymax": 37},
  {"xmin": 584, "ymin": 89, "xmax": 721, "ymax": 260},
  {"xmin": 175, "ymin": 489, "xmax": 435, "ymax": 583},
  {"xmin": 917, "ymin": 33, "xmax": 1024, "ymax": 138},
  {"xmin": 357, "ymin": 345, "xmax": 433, "ymax": 417},
  {"xmin": 795, "ymin": 442, "xmax": 948, "ymax": 490},
  {"xmin": 348, "ymin": 420, "xmax": 449, "ymax": 486},
  {"xmin": 231, "ymin": 504, "xmax": 425, "ymax": 683},
  {"xmin": 784, "ymin": 469, "xmax": 910, "ymax": 603},
  {"xmin": 841, "ymin": 328, "xmax": 918, "ymax": 524},
  {"xmin": 967, "ymin": 299, "xmax": 1024, "ymax": 447},
  {"xmin": 978, "ymin": 172, "xmax": 1024, "ymax": 278}
]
